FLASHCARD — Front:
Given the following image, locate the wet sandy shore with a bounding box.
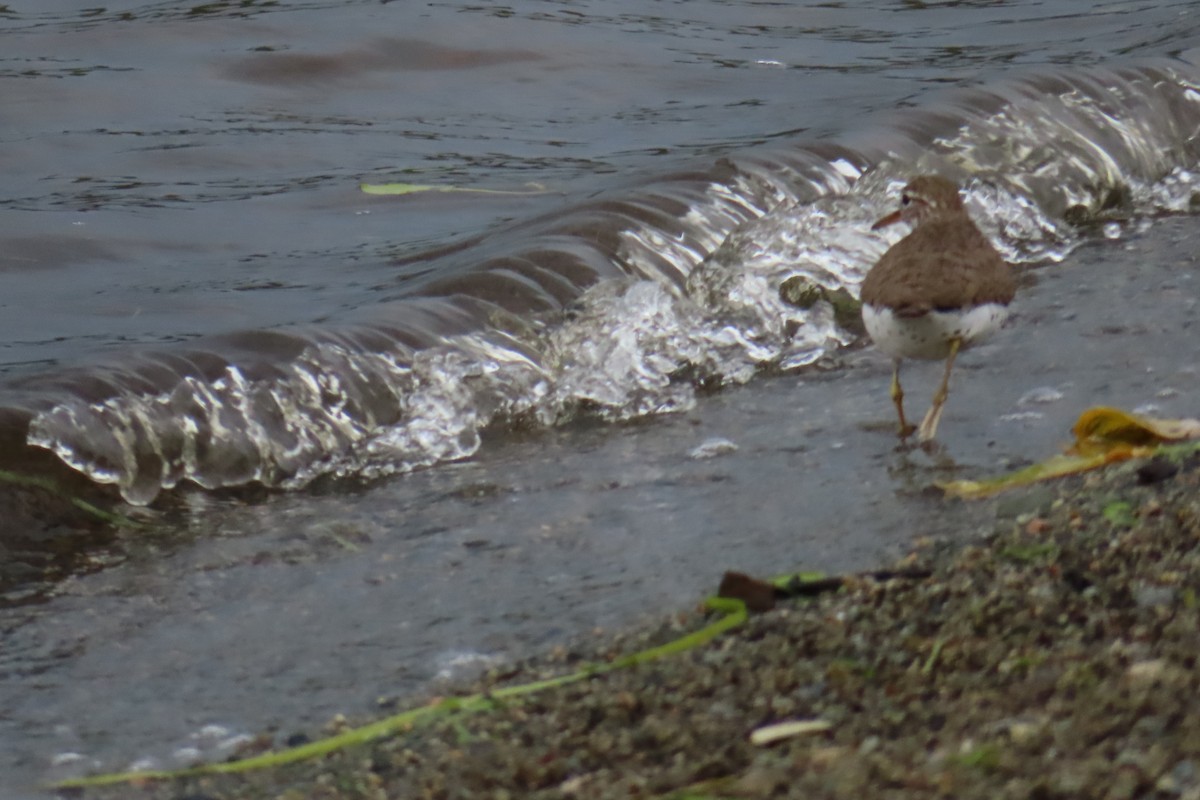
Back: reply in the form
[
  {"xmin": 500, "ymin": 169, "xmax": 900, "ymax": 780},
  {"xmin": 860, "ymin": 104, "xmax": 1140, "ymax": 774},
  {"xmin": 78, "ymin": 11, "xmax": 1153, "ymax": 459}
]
[{"xmin": 73, "ymin": 441, "xmax": 1200, "ymax": 800}]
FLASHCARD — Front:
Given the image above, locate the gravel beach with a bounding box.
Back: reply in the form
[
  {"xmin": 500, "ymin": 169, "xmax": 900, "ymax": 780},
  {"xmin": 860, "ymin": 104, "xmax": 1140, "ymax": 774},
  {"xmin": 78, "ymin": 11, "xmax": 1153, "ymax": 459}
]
[{"xmin": 72, "ymin": 447, "xmax": 1200, "ymax": 800}]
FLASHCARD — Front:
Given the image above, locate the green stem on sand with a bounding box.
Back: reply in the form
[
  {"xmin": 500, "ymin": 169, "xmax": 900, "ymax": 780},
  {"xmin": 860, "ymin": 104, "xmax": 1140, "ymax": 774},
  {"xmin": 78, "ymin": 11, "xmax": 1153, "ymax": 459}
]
[
  {"xmin": 0, "ymin": 469, "xmax": 138, "ymax": 528},
  {"xmin": 52, "ymin": 595, "xmax": 750, "ymax": 789}
]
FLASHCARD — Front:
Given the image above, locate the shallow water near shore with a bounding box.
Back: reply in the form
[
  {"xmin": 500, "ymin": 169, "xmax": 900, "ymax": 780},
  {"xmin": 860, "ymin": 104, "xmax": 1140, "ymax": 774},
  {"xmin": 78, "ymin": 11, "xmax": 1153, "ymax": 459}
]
[{"xmin": 5, "ymin": 1, "xmax": 1200, "ymax": 796}]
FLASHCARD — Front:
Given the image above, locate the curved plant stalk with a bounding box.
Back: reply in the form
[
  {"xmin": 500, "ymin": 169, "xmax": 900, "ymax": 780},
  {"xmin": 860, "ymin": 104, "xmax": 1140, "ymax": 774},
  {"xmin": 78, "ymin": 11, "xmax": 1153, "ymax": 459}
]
[{"xmin": 359, "ymin": 181, "xmax": 551, "ymax": 196}]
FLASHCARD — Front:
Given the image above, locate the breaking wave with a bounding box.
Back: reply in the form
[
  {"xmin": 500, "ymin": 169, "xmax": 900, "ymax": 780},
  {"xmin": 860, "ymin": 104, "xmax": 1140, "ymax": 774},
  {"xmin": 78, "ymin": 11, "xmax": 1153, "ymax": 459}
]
[{"xmin": 15, "ymin": 56, "xmax": 1200, "ymax": 504}]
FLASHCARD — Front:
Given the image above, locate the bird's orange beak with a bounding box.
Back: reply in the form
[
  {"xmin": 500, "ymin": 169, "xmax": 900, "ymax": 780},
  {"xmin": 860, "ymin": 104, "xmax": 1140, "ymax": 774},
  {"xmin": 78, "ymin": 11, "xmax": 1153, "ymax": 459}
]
[{"xmin": 871, "ymin": 209, "xmax": 904, "ymax": 230}]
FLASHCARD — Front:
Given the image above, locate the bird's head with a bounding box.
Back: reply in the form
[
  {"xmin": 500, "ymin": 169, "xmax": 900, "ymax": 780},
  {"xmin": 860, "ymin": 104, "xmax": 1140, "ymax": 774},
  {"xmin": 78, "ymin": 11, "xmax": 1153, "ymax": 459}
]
[{"xmin": 872, "ymin": 175, "xmax": 965, "ymax": 230}]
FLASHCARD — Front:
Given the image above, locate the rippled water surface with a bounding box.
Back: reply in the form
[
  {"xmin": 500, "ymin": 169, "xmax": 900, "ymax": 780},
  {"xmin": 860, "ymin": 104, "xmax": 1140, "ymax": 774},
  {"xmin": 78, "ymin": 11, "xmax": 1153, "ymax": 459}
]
[
  {"xmin": 3, "ymin": 0, "xmax": 1195, "ymax": 365},
  {"xmin": 3, "ymin": 0, "xmax": 1200, "ymax": 795}
]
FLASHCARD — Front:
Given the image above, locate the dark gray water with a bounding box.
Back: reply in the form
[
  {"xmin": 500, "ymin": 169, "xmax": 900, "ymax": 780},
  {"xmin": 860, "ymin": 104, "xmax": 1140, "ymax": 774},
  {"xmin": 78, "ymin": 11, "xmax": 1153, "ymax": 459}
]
[
  {"xmin": 1, "ymin": 0, "xmax": 915, "ymax": 369},
  {"xmin": 3, "ymin": 0, "xmax": 1200, "ymax": 796}
]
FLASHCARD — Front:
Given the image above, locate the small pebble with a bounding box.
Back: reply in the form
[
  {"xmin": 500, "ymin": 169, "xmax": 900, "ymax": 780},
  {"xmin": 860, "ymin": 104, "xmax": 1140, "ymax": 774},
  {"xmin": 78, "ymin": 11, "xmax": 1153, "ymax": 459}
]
[
  {"xmin": 1017, "ymin": 386, "xmax": 1064, "ymax": 406},
  {"xmin": 171, "ymin": 747, "xmax": 203, "ymax": 766},
  {"xmin": 1133, "ymin": 584, "xmax": 1177, "ymax": 609},
  {"xmin": 50, "ymin": 752, "xmax": 86, "ymax": 767},
  {"xmin": 688, "ymin": 437, "xmax": 738, "ymax": 460},
  {"xmin": 1126, "ymin": 659, "xmax": 1169, "ymax": 686}
]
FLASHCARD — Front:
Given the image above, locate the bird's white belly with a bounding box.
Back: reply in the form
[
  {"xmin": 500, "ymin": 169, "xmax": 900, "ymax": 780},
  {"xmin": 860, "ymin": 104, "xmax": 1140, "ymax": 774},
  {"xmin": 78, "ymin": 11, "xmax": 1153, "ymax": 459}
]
[{"xmin": 862, "ymin": 302, "xmax": 1009, "ymax": 360}]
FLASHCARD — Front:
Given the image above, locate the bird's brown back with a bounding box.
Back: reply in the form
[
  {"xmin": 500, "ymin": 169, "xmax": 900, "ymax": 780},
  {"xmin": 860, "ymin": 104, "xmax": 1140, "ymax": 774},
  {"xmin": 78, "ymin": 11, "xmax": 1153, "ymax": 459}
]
[{"xmin": 861, "ymin": 214, "xmax": 1015, "ymax": 317}]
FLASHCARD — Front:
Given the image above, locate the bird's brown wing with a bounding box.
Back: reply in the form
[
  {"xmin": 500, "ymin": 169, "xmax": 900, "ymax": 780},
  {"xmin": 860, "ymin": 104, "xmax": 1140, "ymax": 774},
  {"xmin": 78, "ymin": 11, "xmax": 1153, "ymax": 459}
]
[{"xmin": 861, "ymin": 219, "xmax": 1015, "ymax": 315}]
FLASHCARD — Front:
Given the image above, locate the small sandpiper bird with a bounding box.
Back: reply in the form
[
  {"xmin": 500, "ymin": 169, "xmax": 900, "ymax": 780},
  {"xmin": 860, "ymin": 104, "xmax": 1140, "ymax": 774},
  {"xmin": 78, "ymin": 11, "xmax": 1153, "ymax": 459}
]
[{"xmin": 861, "ymin": 175, "xmax": 1016, "ymax": 443}]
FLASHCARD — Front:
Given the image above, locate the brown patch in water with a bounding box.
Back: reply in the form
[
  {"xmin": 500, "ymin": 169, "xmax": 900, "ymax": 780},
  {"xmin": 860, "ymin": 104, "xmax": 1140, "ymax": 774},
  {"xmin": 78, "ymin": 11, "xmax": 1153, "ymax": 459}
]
[{"xmin": 223, "ymin": 38, "xmax": 543, "ymax": 86}]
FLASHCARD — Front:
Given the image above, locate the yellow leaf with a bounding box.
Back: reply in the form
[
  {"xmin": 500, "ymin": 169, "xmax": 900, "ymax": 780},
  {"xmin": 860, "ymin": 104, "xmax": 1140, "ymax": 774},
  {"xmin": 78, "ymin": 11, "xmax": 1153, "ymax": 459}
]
[
  {"xmin": 1071, "ymin": 406, "xmax": 1200, "ymax": 456},
  {"xmin": 942, "ymin": 406, "xmax": 1200, "ymax": 499}
]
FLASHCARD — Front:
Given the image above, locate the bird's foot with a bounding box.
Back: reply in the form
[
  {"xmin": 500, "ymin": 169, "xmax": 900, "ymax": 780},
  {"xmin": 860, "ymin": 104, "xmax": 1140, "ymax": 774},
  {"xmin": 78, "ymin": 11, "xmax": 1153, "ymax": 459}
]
[
  {"xmin": 917, "ymin": 438, "xmax": 945, "ymax": 456},
  {"xmin": 891, "ymin": 421, "xmax": 918, "ymax": 452},
  {"xmin": 917, "ymin": 404, "xmax": 945, "ymax": 443}
]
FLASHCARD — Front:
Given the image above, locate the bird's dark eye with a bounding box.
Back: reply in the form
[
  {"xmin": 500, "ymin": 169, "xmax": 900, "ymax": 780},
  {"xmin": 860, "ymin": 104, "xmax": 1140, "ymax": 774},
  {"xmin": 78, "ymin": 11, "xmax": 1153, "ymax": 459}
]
[{"xmin": 901, "ymin": 194, "xmax": 911, "ymax": 206}]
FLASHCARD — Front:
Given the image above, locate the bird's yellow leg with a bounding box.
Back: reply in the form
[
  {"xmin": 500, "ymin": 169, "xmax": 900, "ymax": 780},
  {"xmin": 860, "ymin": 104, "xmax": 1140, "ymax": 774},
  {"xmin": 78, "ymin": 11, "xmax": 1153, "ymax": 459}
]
[
  {"xmin": 918, "ymin": 338, "xmax": 961, "ymax": 443},
  {"xmin": 890, "ymin": 359, "xmax": 916, "ymax": 439}
]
